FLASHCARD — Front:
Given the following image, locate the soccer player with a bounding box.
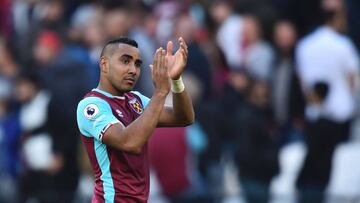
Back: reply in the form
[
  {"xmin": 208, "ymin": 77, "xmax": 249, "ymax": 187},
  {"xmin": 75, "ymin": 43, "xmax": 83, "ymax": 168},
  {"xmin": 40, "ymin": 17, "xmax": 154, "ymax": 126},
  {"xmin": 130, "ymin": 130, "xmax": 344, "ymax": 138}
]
[{"xmin": 76, "ymin": 37, "xmax": 194, "ymax": 203}]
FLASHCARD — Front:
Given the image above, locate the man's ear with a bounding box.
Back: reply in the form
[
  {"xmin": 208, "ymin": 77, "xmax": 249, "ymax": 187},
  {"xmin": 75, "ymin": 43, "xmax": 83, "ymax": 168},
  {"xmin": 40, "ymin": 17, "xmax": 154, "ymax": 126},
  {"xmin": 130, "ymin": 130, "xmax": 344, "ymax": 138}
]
[{"xmin": 100, "ymin": 56, "xmax": 109, "ymax": 73}]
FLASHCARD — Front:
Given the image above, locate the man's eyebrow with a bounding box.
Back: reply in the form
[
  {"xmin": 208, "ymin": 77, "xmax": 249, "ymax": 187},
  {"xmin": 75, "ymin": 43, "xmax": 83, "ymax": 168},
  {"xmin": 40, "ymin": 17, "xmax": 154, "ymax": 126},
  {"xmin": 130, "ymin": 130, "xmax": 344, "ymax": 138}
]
[
  {"xmin": 120, "ymin": 54, "xmax": 142, "ymax": 65},
  {"xmin": 121, "ymin": 54, "xmax": 134, "ymax": 59}
]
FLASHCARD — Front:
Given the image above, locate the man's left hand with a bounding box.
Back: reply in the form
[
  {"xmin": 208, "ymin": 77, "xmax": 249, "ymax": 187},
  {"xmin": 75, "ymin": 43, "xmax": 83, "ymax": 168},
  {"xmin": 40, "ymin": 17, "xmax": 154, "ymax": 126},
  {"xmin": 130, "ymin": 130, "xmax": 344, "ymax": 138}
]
[{"xmin": 166, "ymin": 37, "xmax": 188, "ymax": 80}]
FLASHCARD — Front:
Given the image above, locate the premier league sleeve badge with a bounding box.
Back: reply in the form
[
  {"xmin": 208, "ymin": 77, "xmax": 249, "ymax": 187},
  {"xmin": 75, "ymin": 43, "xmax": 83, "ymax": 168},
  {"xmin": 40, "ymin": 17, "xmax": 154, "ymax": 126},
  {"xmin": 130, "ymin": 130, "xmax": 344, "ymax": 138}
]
[{"xmin": 84, "ymin": 104, "xmax": 99, "ymax": 120}]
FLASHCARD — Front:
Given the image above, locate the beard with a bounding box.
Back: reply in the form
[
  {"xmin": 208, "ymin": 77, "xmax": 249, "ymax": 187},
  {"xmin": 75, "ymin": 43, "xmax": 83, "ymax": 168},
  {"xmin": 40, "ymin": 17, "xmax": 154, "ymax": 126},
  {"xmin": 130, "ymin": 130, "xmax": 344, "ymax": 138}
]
[{"xmin": 111, "ymin": 79, "xmax": 137, "ymax": 94}]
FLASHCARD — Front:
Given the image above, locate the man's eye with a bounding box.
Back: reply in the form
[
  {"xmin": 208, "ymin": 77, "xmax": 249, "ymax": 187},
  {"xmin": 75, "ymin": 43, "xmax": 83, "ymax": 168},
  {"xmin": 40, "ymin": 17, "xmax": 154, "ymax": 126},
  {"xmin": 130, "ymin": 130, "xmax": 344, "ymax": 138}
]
[
  {"xmin": 135, "ymin": 63, "xmax": 142, "ymax": 68},
  {"xmin": 123, "ymin": 59, "xmax": 130, "ymax": 64}
]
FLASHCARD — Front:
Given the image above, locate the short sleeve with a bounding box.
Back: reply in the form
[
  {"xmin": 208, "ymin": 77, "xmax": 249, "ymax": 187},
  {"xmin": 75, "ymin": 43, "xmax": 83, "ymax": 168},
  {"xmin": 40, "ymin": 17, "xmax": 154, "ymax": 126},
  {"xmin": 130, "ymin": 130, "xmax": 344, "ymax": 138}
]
[
  {"xmin": 77, "ymin": 97, "xmax": 120, "ymax": 141},
  {"xmin": 132, "ymin": 91, "xmax": 150, "ymax": 108}
]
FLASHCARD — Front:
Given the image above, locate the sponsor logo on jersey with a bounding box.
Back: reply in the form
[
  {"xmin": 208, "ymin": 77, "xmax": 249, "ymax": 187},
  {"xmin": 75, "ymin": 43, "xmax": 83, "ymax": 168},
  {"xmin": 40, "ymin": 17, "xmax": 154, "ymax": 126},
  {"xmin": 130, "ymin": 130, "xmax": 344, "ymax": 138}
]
[
  {"xmin": 129, "ymin": 98, "xmax": 143, "ymax": 114},
  {"xmin": 84, "ymin": 104, "xmax": 99, "ymax": 119},
  {"xmin": 116, "ymin": 109, "xmax": 124, "ymax": 118}
]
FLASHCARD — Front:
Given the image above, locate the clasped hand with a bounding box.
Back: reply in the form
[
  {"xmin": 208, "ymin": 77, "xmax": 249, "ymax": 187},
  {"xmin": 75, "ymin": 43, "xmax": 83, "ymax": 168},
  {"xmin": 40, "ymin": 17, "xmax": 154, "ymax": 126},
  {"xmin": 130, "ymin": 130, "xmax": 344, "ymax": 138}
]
[{"xmin": 150, "ymin": 37, "xmax": 188, "ymax": 96}]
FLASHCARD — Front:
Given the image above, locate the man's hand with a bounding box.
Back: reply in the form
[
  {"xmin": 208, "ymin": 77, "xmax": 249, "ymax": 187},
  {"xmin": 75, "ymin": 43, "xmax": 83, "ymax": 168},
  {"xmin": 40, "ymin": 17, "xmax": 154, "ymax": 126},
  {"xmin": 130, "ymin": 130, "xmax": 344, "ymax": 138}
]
[
  {"xmin": 151, "ymin": 48, "xmax": 170, "ymax": 96},
  {"xmin": 166, "ymin": 37, "xmax": 188, "ymax": 80}
]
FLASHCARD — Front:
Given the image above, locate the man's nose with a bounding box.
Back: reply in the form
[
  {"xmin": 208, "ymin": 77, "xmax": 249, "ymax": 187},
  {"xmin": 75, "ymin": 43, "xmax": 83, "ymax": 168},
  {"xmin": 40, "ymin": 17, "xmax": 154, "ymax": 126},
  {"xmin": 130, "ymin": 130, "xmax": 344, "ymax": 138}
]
[{"xmin": 128, "ymin": 63, "xmax": 137, "ymax": 74}]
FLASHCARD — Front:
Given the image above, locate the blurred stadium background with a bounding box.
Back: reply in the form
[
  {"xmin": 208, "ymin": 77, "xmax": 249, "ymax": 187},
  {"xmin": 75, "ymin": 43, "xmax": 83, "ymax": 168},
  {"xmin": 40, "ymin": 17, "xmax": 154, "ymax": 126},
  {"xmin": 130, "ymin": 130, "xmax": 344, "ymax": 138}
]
[{"xmin": 0, "ymin": 0, "xmax": 360, "ymax": 203}]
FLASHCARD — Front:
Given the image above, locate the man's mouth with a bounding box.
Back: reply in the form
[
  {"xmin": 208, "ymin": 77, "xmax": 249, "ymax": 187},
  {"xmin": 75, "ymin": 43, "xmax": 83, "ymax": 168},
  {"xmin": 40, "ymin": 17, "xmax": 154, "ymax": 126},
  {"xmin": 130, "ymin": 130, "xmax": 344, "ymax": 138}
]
[{"xmin": 124, "ymin": 77, "xmax": 135, "ymax": 85}]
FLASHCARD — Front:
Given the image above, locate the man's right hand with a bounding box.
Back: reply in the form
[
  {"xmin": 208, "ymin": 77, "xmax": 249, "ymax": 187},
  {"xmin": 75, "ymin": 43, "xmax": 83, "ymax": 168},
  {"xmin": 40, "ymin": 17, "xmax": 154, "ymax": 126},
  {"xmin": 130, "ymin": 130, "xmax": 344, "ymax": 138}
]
[{"xmin": 151, "ymin": 48, "xmax": 170, "ymax": 97}]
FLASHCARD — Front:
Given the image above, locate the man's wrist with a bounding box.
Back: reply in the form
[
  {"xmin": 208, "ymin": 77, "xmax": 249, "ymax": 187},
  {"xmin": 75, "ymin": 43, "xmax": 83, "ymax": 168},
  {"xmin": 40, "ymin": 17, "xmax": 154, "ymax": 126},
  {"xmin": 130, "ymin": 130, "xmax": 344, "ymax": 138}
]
[
  {"xmin": 171, "ymin": 76, "xmax": 185, "ymax": 93},
  {"xmin": 153, "ymin": 90, "xmax": 169, "ymax": 98}
]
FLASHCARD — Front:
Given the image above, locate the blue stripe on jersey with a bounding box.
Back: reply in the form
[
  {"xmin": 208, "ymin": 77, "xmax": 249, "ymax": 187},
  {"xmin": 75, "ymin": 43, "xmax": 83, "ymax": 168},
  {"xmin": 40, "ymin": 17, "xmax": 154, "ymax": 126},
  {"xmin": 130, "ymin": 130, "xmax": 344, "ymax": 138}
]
[
  {"xmin": 94, "ymin": 140, "xmax": 115, "ymax": 203},
  {"xmin": 131, "ymin": 91, "xmax": 150, "ymax": 108}
]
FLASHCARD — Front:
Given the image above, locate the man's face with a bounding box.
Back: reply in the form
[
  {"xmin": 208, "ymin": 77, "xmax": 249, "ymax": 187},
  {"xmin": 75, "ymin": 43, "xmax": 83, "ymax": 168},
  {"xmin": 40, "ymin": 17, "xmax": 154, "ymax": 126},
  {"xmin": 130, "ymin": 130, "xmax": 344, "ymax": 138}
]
[{"xmin": 103, "ymin": 44, "xmax": 142, "ymax": 93}]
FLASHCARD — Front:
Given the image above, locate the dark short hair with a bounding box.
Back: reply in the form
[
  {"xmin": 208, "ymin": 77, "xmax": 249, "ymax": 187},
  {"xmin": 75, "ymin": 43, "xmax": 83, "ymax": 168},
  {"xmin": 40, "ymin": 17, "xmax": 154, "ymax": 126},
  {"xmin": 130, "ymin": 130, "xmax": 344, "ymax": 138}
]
[{"xmin": 100, "ymin": 37, "xmax": 138, "ymax": 57}]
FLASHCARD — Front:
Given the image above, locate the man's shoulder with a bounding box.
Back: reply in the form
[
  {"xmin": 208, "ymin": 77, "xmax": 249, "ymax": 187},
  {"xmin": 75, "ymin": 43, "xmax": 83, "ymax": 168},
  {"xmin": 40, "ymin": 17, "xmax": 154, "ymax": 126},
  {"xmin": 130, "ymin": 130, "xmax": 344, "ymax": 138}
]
[
  {"xmin": 297, "ymin": 32, "xmax": 318, "ymax": 50},
  {"xmin": 76, "ymin": 93, "xmax": 119, "ymax": 139},
  {"xmin": 79, "ymin": 95, "xmax": 108, "ymax": 104},
  {"xmin": 300, "ymin": 27, "xmax": 352, "ymax": 47},
  {"xmin": 129, "ymin": 90, "xmax": 144, "ymax": 96},
  {"xmin": 128, "ymin": 91, "xmax": 149, "ymax": 100},
  {"xmin": 78, "ymin": 93, "xmax": 110, "ymax": 106},
  {"xmin": 77, "ymin": 95, "xmax": 111, "ymax": 116},
  {"xmin": 79, "ymin": 90, "xmax": 110, "ymax": 104},
  {"xmin": 128, "ymin": 91, "xmax": 150, "ymax": 108}
]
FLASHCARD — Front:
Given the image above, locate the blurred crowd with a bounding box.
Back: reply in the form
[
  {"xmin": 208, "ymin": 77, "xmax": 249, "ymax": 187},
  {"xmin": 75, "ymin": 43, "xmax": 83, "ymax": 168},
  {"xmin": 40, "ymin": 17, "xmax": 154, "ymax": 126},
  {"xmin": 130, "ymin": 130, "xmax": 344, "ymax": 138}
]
[{"xmin": 0, "ymin": 0, "xmax": 360, "ymax": 203}]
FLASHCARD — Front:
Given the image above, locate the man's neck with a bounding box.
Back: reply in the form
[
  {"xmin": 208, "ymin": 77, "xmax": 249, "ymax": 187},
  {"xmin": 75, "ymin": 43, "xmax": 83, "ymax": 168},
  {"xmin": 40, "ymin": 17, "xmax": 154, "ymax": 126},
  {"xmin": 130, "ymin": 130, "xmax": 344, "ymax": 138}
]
[{"xmin": 97, "ymin": 79, "xmax": 125, "ymax": 97}]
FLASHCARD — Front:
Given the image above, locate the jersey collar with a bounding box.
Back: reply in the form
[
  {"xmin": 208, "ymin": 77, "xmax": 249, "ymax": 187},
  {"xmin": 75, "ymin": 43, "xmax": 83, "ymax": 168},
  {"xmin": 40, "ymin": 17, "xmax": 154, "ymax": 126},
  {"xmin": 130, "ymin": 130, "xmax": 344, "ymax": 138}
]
[{"xmin": 93, "ymin": 88, "xmax": 125, "ymax": 100}]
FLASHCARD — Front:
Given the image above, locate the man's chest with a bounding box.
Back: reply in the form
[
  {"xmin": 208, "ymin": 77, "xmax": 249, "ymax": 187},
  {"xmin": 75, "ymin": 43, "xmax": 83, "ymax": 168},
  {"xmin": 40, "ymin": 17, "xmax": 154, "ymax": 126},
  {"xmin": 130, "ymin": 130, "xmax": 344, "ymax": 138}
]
[{"xmin": 108, "ymin": 98, "xmax": 144, "ymax": 126}]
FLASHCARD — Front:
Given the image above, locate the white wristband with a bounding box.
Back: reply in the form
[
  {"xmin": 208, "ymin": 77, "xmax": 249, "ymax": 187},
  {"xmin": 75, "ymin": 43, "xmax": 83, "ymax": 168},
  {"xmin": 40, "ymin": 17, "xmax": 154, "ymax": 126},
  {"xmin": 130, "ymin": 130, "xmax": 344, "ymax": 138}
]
[{"xmin": 171, "ymin": 76, "xmax": 185, "ymax": 93}]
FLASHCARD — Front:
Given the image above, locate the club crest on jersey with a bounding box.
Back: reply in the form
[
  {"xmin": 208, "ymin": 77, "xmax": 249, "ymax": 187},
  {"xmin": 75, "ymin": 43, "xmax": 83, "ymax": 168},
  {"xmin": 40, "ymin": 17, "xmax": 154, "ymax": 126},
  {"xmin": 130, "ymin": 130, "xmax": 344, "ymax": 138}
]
[
  {"xmin": 129, "ymin": 98, "xmax": 143, "ymax": 114},
  {"xmin": 84, "ymin": 104, "xmax": 99, "ymax": 120}
]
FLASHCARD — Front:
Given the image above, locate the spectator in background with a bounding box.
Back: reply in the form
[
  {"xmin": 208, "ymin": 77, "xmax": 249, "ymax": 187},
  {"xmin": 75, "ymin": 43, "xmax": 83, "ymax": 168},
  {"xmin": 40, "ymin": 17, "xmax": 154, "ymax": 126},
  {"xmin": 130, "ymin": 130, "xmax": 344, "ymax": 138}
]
[
  {"xmin": 0, "ymin": 36, "xmax": 19, "ymax": 81},
  {"xmin": 69, "ymin": 3, "xmax": 105, "ymax": 86},
  {"xmin": 296, "ymin": 1, "xmax": 359, "ymax": 141},
  {"xmin": 15, "ymin": 71, "xmax": 52, "ymax": 203},
  {"xmin": 270, "ymin": 0, "xmax": 323, "ymax": 36},
  {"xmin": 12, "ymin": 0, "xmax": 43, "ymax": 56},
  {"xmin": 210, "ymin": 0, "xmax": 244, "ymax": 69},
  {"xmin": 0, "ymin": 37, "xmax": 20, "ymax": 199},
  {"xmin": 32, "ymin": 30, "xmax": 91, "ymax": 203},
  {"xmin": 153, "ymin": 1, "xmax": 181, "ymax": 45},
  {"xmin": 82, "ymin": 18, "xmax": 105, "ymax": 86},
  {"xmin": 208, "ymin": 46, "xmax": 230, "ymax": 98},
  {"xmin": 33, "ymin": 30, "xmax": 91, "ymax": 108},
  {"xmin": 174, "ymin": 14, "xmax": 212, "ymax": 102},
  {"xmin": 295, "ymin": 1, "xmax": 360, "ymax": 202},
  {"xmin": 16, "ymin": 0, "xmax": 68, "ymax": 64},
  {"xmin": 103, "ymin": 4, "xmax": 134, "ymax": 41},
  {"xmin": 198, "ymin": 70, "xmax": 251, "ymax": 201},
  {"xmin": 296, "ymin": 82, "xmax": 343, "ymax": 203},
  {"xmin": 235, "ymin": 0, "xmax": 278, "ymax": 42},
  {"xmin": 241, "ymin": 15, "xmax": 275, "ymax": 81},
  {"xmin": 234, "ymin": 79, "xmax": 279, "ymax": 203},
  {"xmin": 271, "ymin": 20, "xmax": 305, "ymax": 144},
  {"xmin": 0, "ymin": 79, "xmax": 20, "ymax": 203}
]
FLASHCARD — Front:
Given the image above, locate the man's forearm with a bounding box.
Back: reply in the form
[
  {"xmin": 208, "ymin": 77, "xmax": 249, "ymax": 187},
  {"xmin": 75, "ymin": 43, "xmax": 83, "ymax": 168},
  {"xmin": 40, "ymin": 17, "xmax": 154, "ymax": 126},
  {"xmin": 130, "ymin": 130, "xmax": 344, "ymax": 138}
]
[
  {"xmin": 105, "ymin": 93, "xmax": 166, "ymax": 154},
  {"xmin": 172, "ymin": 90, "xmax": 195, "ymax": 125}
]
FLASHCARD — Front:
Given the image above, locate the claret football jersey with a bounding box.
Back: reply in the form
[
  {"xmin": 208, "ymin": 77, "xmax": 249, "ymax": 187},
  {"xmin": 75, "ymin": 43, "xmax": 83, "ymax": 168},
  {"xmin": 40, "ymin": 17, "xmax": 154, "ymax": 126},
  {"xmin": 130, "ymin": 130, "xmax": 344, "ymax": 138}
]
[{"xmin": 76, "ymin": 88, "xmax": 150, "ymax": 203}]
